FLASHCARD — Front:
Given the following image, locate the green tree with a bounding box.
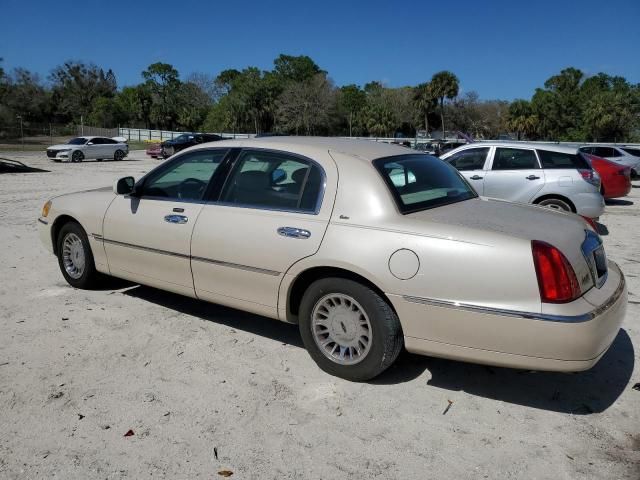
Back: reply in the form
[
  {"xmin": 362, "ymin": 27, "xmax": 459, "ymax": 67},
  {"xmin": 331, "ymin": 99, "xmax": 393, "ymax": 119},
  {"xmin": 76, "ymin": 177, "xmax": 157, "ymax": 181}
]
[
  {"xmin": 142, "ymin": 62, "xmax": 181, "ymax": 129},
  {"xmin": 177, "ymin": 82, "xmax": 211, "ymax": 131},
  {"xmin": 430, "ymin": 71, "xmax": 459, "ymax": 138},
  {"xmin": 49, "ymin": 61, "xmax": 117, "ymax": 123},
  {"xmin": 413, "ymin": 82, "xmax": 437, "ymax": 135},
  {"xmin": 276, "ymin": 74, "xmax": 335, "ymax": 135},
  {"xmin": 273, "ymin": 54, "xmax": 323, "ymax": 83},
  {"xmin": 507, "ymin": 99, "xmax": 537, "ymax": 140},
  {"xmin": 336, "ymin": 84, "xmax": 366, "ymax": 136}
]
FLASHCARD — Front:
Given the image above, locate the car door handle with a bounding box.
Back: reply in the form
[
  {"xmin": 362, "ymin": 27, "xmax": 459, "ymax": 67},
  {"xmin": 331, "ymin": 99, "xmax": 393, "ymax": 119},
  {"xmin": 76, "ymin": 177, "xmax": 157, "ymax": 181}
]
[
  {"xmin": 277, "ymin": 227, "xmax": 311, "ymax": 239},
  {"xmin": 164, "ymin": 214, "xmax": 188, "ymax": 224},
  {"xmin": 526, "ymin": 175, "xmax": 540, "ymax": 180},
  {"xmin": 469, "ymin": 175, "xmax": 483, "ymax": 180}
]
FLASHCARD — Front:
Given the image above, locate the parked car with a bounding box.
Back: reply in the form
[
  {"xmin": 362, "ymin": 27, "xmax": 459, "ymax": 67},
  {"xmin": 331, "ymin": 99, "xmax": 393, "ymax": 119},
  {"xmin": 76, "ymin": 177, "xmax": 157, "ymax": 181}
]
[
  {"xmin": 38, "ymin": 137, "xmax": 626, "ymax": 381},
  {"xmin": 584, "ymin": 154, "xmax": 632, "ymax": 199},
  {"xmin": 441, "ymin": 142, "xmax": 604, "ymax": 218},
  {"xmin": 46, "ymin": 136, "xmax": 129, "ymax": 162},
  {"xmin": 578, "ymin": 146, "xmax": 640, "ymax": 179},
  {"xmin": 145, "ymin": 142, "xmax": 162, "ymax": 159},
  {"xmin": 161, "ymin": 133, "xmax": 224, "ymax": 158}
]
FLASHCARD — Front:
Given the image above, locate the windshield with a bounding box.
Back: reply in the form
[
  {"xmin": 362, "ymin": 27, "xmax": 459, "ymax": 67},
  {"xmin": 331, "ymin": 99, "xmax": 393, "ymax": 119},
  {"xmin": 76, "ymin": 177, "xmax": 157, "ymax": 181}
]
[
  {"xmin": 373, "ymin": 154, "xmax": 477, "ymax": 214},
  {"xmin": 67, "ymin": 137, "xmax": 88, "ymax": 145}
]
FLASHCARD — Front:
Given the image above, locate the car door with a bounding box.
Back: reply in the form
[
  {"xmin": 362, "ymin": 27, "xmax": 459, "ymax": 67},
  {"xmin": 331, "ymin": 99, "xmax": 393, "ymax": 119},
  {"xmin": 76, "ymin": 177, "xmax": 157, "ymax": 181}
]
[
  {"xmin": 102, "ymin": 148, "xmax": 229, "ymax": 296},
  {"xmin": 443, "ymin": 147, "xmax": 491, "ymax": 195},
  {"xmin": 84, "ymin": 137, "xmax": 103, "ymax": 159},
  {"xmin": 190, "ymin": 148, "xmax": 337, "ymax": 318},
  {"xmin": 482, "ymin": 147, "xmax": 545, "ymax": 203}
]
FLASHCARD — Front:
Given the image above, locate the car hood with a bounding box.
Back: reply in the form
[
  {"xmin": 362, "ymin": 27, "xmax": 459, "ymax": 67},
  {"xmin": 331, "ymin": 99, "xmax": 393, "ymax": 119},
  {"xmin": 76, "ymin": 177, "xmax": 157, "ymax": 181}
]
[{"xmin": 47, "ymin": 144, "xmax": 79, "ymax": 150}]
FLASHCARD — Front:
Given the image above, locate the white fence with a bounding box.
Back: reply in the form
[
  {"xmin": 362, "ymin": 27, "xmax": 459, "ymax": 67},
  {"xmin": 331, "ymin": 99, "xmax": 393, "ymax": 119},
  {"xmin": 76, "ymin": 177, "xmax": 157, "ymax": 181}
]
[{"xmin": 118, "ymin": 128, "xmax": 253, "ymax": 142}]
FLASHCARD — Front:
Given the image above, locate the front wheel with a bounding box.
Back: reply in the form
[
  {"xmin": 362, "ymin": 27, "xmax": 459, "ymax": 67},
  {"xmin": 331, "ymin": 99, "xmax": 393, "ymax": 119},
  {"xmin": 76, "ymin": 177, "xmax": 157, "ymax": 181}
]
[
  {"xmin": 298, "ymin": 278, "xmax": 403, "ymax": 381},
  {"xmin": 56, "ymin": 222, "xmax": 99, "ymax": 289},
  {"xmin": 71, "ymin": 150, "xmax": 84, "ymax": 163},
  {"xmin": 536, "ymin": 197, "xmax": 573, "ymax": 212}
]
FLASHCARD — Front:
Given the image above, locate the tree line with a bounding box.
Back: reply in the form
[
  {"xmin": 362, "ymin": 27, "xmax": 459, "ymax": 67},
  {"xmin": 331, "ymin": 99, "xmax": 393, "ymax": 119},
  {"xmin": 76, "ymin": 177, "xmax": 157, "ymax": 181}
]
[{"xmin": 0, "ymin": 55, "xmax": 638, "ymax": 141}]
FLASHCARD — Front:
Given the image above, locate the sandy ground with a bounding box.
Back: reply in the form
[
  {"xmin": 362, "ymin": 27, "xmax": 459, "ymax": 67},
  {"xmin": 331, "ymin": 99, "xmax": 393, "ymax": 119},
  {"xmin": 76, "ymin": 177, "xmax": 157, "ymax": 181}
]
[{"xmin": 0, "ymin": 150, "xmax": 638, "ymax": 479}]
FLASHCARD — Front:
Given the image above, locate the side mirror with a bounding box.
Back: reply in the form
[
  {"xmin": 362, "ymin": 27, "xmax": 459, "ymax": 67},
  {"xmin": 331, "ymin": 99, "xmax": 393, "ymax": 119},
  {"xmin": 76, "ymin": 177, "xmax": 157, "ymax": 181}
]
[
  {"xmin": 113, "ymin": 176, "xmax": 135, "ymax": 195},
  {"xmin": 272, "ymin": 168, "xmax": 286, "ymax": 184}
]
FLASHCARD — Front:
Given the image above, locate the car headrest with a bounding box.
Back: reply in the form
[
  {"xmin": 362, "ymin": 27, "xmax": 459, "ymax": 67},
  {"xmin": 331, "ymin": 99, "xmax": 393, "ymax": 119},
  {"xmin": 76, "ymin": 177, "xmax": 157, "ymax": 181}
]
[
  {"xmin": 235, "ymin": 170, "xmax": 270, "ymax": 190},
  {"xmin": 291, "ymin": 167, "xmax": 309, "ymax": 184}
]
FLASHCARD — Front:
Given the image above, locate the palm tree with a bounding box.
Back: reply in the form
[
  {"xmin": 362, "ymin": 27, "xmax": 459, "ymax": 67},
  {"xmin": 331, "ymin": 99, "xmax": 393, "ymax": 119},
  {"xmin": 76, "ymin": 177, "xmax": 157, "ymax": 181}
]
[
  {"xmin": 413, "ymin": 82, "xmax": 437, "ymax": 136},
  {"xmin": 430, "ymin": 71, "xmax": 459, "ymax": 139}
]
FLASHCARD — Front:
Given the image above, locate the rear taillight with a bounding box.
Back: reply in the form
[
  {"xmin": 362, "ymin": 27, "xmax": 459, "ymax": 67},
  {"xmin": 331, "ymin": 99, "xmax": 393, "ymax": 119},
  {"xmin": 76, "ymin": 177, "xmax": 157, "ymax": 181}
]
[
  {"xmin": 531, "ymin": 240, "xmax": 581, "ymax": 303},
  {"xmin": 579, "ymin": 168, "xmax": 600, "ymax": 188}
]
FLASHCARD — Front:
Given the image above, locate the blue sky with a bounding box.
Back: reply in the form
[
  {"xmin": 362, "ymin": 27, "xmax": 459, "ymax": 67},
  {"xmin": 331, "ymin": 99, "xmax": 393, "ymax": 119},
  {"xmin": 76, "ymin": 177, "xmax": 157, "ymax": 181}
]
[{"xmin": 1, "ymin": 0, "xmax": 639, "ymax": 100}]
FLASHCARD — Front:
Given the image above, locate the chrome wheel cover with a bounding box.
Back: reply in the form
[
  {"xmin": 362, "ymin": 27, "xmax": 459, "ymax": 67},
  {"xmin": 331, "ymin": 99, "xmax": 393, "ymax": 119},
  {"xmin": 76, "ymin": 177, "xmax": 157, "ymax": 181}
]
[
  {"xmin": 62, "ymin": 232, "xmax": 85, "ymax": 279},
  {"xmin": 311, "ymin": 293, "xmax": 372, "ymax": 365}
]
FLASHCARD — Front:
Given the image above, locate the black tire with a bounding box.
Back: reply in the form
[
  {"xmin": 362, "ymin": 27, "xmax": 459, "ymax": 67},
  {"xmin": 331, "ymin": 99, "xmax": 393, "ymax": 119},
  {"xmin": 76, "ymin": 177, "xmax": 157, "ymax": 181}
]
[
  {"xmin": 114, "ymin": 150, "xmax": 125, "ymax": 161},
  {"xmin": 298, "ymin": 278, "xmax": 403, "ymax": 381},
  {"xmin": 56, "ymin": 221, "xmax": 99, "ymax": 289},
  {"xmin": 536, "ymin": 197, "xmax": 573, "ymax": 212},
  {"xmin": 71, "ymin": 150, "xmax": 84, "ymax": 163}
]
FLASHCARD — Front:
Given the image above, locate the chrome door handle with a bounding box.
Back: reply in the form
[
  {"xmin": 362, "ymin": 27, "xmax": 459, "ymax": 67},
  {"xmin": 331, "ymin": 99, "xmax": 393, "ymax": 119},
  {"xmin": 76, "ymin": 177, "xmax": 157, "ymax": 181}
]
[
  {"xmin": 526, "ymin": 175, "xmax": 540, "ymax": 180},
  {"xmin": 164, "ymin": 214, "xmax": 188, "ymax": 224},
  {"xmin": 277, "ymin": 227, "xmax": 311, "ymax": 239},
  {"xmin": 469, "ymin": 175, "xmax": 483, "ymax": 180}
]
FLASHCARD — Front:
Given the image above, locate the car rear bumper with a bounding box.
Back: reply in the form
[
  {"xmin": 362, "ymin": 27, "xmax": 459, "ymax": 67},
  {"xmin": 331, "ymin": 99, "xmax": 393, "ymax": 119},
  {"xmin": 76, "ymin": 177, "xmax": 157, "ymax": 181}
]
[
  {"xmin": 572, "ymin": 192, "xmax": 605, "ymax": 218},
  {"xmin": 389, "ymin": 260, "xmax": 627, "ymax": 372}
]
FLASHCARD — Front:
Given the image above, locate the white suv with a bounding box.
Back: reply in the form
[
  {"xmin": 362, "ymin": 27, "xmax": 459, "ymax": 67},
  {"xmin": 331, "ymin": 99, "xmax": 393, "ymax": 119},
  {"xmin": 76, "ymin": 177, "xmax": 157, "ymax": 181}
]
[{"xmin": 441, "ymin": 142, "xmax": 604, "ymax": 219}]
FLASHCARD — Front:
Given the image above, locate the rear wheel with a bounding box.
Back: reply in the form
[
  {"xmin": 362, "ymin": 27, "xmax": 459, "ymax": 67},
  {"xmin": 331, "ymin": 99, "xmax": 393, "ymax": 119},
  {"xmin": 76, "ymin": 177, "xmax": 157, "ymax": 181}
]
[
  {"xmin": 56, "ymin": 222, "xmax": 99, "ymax": 289},
  {"xmin": 114, "ymin": 150, "xmax": 125, "ymax": 161},
  {"xmin": 298, "ymin": 278, "xmax": 403, "ymax": 381},
  {"xmin": 71, "ymin": 150, "xmax": 84, "ymax": 163},
  {"xmin": 536, "ymin": 197, "xmax": 573, "ymax": 212}
]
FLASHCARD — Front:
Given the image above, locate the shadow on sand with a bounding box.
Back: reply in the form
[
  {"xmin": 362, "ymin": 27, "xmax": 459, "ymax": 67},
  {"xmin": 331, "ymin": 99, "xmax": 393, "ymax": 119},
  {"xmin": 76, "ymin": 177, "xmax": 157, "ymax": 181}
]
[{"xmin": 120, "ymin": 284, "xmax": 634, "ymax": 414}]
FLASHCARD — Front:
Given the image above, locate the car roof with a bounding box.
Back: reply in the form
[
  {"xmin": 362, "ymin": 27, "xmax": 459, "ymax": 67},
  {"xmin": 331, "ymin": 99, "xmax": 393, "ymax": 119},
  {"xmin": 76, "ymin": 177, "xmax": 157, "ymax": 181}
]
[
  {"xmin": 190, "ymin": 136, "xmax": 414, "ymax": 161},
  {"xmin": 471, "ymin": 141, "xmax": 579, "ymax": 154}
]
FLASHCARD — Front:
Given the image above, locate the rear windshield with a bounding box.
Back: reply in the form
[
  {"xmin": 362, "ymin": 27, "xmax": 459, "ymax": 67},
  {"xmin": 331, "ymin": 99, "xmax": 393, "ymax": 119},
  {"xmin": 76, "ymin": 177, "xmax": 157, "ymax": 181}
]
[
  {"xmin": 537, "ymin": 149, "xmax": 590, "ymax": 170},
  {"xmin": 373, "ymin": 154, "xmax": 477, "ymax": 214}
]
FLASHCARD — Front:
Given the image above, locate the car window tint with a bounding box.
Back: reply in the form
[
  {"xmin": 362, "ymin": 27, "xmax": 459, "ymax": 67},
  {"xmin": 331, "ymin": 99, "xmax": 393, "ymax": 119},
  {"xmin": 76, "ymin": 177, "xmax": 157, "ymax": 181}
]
[
  {"xmin": 374, "ymin": 154, "xmax": 477, "ymax": 213},
  {"xmin": 102, "ymin": 138, "xmax": 117, "ymax": 144},
  {"xmin": 593, "ymin": 147, "xmax": 615, "ymax": 157},
  {"xmin": 492, "ymin": 148, "xmax": 539, "ymax": 170},
  {"xmin": 537, "ymin": 149, "xmax": 589, "ymax": 169},
  {"xmin": 141, "ymin": 150, "xmax": 227, "ymax": 201},
  {"xmin": 221, "ymin": 150, "xmax": 323, "ymax": 212},
  {"xmin": 446, "ymin": 148, "xmax": 489, "ymax": 171},
  {"xmin": 90, "ymin": 138, "xmax": 103, "ymax": 145},
  {"xmin": 622, "ymin": 148, "xmax": 640, "ymax": 157}
]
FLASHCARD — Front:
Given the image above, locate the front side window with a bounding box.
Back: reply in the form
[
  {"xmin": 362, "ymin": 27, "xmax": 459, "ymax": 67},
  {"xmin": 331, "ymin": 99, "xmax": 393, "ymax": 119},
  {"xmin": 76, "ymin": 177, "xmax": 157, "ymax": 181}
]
[
  {"xmin": 537, "ymin": 149, "xmax": 590, "ymax": 169},
  {"xmin": 140, "ymin": 149, "xmax": 227, "ymax": 201},
  {"xmin": 67, "ymin": 137, "xmax": 88, "ymax": 145},
  {"xmin": 446, "ymin": 147, "xmax": 489, "ymax": 171},
  {"xmin": 374, "ymin": 154, "xmax": 477, "ymax": 214},
  {"xmin": 89, "ymin": 138, "xmax": 103, "ymax": 145},
  {"xmin": 221, "ymin": 150, "xmax": 324, "ymax": 213},
  {"xmin": 492, "ymin": 148, "xmax": 539, "ymax": 170}
]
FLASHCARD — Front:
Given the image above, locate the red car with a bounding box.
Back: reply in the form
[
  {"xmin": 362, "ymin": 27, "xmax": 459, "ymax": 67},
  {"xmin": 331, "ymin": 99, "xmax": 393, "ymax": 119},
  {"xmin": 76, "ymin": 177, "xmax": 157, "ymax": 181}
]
[
  {"xmin": 145, "ymin": 142, "xmax": 162, "ymax": 159},
  {"xmin": 586, "ymin": 154, "xmax": 631, "ymax": 199}
]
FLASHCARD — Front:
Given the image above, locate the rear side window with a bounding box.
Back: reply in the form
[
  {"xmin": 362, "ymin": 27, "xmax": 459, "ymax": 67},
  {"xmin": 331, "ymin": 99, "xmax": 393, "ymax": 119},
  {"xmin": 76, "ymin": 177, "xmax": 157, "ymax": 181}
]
[
  {"xmin": 537, "ymin": 149, "xmax": 590, "ymax": 170},
  {"xmin": 374, "ymin": 154, "xmax": 477, "ymax": 214},
  {"xmin": 221, "ymin": 150, "xmax": 324, "ymax": 213},
  {"xmin": 622, "ymin": 148, "xmax": 640, "ymax": 157},
  {"xmin": 492, "ymin": 148, "xmax": 539, "ymax": 170},
  {"xmin": 446, "ymin": 148, "xmax": 489, "ymax": 171}
]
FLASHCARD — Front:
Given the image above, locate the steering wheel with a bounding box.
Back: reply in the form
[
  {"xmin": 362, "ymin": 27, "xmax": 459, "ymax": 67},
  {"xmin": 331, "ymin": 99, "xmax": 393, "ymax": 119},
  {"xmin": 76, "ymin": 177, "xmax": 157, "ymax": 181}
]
[{"xmin": 178, "ymin": 177, "xmax": 207, "ymax": 200}]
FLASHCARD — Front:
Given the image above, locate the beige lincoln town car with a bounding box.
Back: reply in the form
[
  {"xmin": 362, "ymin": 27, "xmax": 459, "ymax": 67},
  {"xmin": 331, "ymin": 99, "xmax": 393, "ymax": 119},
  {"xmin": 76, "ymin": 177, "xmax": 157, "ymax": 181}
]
[{"xmin": 38, "ymin": 137, "xmax": 627, "ymax": 381}]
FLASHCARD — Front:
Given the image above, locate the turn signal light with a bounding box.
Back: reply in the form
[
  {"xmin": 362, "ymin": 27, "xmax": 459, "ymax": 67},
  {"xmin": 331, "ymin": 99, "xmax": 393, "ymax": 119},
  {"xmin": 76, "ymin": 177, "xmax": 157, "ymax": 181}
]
[
  {"xmin": 41, "ymin": 200, "xmax": 52, "ymax": 218},
  {"xmin": 532, "ymin": 240, "xmax": 581, "ymax": 303}
]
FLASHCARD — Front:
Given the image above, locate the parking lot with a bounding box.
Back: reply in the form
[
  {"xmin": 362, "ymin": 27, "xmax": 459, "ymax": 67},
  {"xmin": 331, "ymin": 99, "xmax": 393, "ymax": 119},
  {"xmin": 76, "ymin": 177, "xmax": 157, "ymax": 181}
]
[{"xmin": 0, "ymin": 150, "xmax": 638, "ymax": 479}]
